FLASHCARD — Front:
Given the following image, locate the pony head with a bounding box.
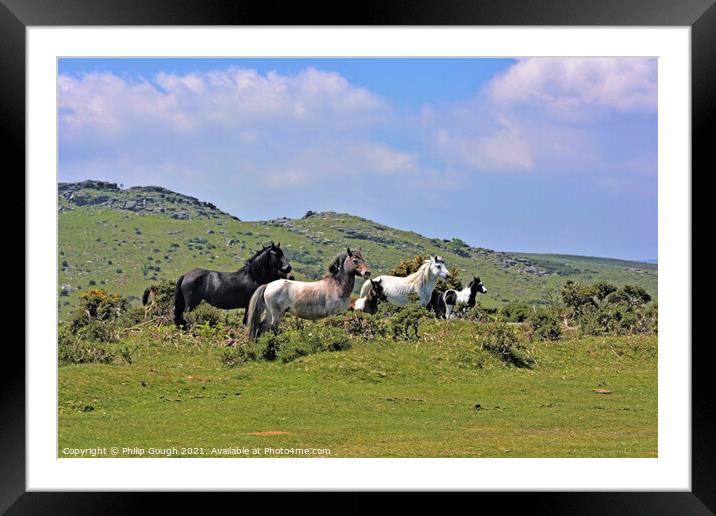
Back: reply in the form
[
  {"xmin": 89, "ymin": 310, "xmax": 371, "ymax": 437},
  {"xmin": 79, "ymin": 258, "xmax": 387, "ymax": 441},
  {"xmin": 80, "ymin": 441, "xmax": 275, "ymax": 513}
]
[
  {"xmin": 259, "ymin": 241, "xmax": 292, "ymax": 278},
  {"xmin": 368, "ymin": 278, "xmax": 387, "ymax": 302},
  {"xmin": 429, "ymin": 256, "xmax": 450, "ymax": 279},
  {"xmin": 470, "ymin": 276, "xmax": 488, "ymax": 294},
  {"xmin": 348, "ymin": 248, "xmax": 371, "ymax": 278}
]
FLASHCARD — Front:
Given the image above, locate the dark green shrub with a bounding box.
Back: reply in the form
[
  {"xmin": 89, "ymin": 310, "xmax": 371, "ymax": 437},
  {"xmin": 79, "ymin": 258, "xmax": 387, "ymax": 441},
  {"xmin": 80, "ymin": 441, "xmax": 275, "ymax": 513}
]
[
  {"xmin": 74, "ymin": 321, "xmax": 120, "ymax": 343},
  {"xmin": 222, "ymin": 324, "xmax": 351, "ymax": 366},
  {"xmin": 500, "ymin": 302, "xmax": 533, "ymax": 323},
  {"xmin": 58, "ymin": 326, "xmax": 114, "ymax": 365},
  {"xmin": 116, "ymin": 306, "xmax": 145, "ymax": 328},
  {"xmin": 436, "ymin": 265, "xmax": 463, "ymax": 293},
  {"xmin": 474, "ymin": 320, "xmax": 533, "ymax": 368},
  {"xmin": 142, "ymin": 279, "xmax": 179, "ymax": 322},
  {"xmin": 391, "ymin": 304, "xmax": 430, "ymax": 340},
  {"xmin": 526, "ymin": 308, "xmax": 562, "ymax": 341},
  {"xmin": 375, "ymin": 301, "xmax": 403, "ymax": 318},
  {"xmin": 184, "ymin": 303, "xmax": 225, "ymax": 329},
  {"xmin": 220, "ymin": 344, "xmax": 259, "ymax": 367},
  {"xmin": 607, "ymin": 285, "xmax": 652, "ymax": 309},
  {"xmin": 276, "ymin": 325, "xmax": 350, "ymax": 362},
  {"xmin": 640, "ymin": 302, "xmax": 658, "ymax": 334},
  {"xmin": 467, "ymin": 303, "xmax": 499, "ymax": 323},
  {"xmin": 340, "ymin": 312, "xmax": 387, "ymax": 338},
  {"xmin": 561, "ymin": 280, "xmax": 617, "ymax": 319},
  {"xmin": 562, "ymin": 281, "xmax": 657, "ymax": 336}
]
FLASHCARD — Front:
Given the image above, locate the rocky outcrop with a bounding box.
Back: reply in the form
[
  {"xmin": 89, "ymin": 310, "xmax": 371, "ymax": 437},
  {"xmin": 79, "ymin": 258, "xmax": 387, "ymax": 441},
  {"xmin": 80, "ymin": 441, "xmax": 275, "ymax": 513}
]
[{"xmin": 58, "ymin": 180, "xmax": 240, "ymax": 221}]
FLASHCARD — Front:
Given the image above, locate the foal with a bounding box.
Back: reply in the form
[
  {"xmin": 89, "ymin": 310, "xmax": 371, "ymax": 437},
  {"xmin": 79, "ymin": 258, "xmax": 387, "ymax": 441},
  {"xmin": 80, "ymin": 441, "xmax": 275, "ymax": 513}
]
[
  {"xmin": 351, "ymin": 278, "xmax": 387, "ymax": 314},
  {"xmin": 247, "ymin": 248, "xmax": 370, "ymax": 341},
  {"xmin": 431, "ymin": 276, "xmax": 488, "ymax": 319}
]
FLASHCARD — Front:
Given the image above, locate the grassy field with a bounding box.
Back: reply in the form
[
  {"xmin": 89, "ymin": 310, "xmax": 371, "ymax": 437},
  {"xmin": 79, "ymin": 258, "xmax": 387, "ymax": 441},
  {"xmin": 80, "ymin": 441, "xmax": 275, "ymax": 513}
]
[{"xmin": 58, "ymin": 319, "xmax": 657, "ymax": 458}]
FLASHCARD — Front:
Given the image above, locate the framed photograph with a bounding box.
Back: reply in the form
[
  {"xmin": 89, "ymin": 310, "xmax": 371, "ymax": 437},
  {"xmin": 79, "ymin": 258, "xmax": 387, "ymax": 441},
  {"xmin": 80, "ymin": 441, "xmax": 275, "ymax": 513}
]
[{"xmin": 8, "ymin": 0, "xmax": 713, "ymax": 512}]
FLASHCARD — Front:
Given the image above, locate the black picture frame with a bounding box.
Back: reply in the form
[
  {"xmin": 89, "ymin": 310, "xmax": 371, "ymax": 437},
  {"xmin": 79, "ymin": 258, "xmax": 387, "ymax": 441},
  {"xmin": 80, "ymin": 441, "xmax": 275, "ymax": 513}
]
[{"xmin": 5, "ymin": 0, "xmax": 713, "ymax": 513}]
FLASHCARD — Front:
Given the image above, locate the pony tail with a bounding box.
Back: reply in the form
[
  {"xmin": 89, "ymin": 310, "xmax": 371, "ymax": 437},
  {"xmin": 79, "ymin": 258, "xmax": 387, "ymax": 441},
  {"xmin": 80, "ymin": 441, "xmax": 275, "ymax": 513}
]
[
  {"xmin": 174, "ymin": 275, "xmax": 186, "ymax": 328},
  {"xmin": 142, "ymin": 287, "xmax": 152, "ymax": 306},
  {"xmin": 247, "ymin": 284, "xmax": 268, "ymax": 341}
]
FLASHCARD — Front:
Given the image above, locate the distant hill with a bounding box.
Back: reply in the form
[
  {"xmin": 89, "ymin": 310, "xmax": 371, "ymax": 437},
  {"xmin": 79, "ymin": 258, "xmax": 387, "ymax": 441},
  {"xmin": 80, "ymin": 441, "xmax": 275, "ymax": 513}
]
[
  {"xmin": 59, "ymin": 180, "xmax": 239, "ymax": 221},
  {"xmin": 57, "ymin": 181, "xmax": 658, "ymax": 320}
]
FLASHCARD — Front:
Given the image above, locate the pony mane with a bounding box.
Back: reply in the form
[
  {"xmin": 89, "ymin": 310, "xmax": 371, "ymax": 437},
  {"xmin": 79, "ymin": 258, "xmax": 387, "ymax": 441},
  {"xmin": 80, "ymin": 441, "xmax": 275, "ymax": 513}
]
[
  {"xmin": 243, "ymin": 244, "xmax": 277, "ymax": 277},
  {"xmin": 325, "ymin": 252, "xmax": 347, "ymax": 277},
  {"xmin": 244, "ymin": 244, "xmax": 275, "ymax": 265},
  {"xmin": 405, "ymin": 259, "xmax": 433, "ymax": 286},
  {"xmin": 324, "ymin": 250, "xmax": 363, "ymax": 278}
]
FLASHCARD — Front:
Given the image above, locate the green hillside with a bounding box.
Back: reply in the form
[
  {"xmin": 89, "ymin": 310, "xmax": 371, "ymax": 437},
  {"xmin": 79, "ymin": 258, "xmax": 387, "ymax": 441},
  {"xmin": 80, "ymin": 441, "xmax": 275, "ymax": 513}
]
[{"xmin": 58, "ymin": 181, "xmax": 657, "ymax": 320}]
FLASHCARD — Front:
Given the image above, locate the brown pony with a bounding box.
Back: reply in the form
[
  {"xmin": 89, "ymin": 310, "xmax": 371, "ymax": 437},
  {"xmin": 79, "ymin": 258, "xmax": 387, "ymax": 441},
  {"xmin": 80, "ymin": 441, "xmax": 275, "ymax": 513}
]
[
  {"xmin": 350, "ymin": 278, "xmax": 387, "ymax": 314},
  {"xmin": 247, "ymin": 248, "xmax": 370, "ymax": 340}
]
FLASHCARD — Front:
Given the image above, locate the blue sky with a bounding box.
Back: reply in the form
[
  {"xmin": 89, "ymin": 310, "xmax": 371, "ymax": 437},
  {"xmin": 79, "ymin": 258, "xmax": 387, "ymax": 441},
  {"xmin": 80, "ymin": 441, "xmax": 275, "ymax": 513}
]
[{"xmin": 58, "ymin": 58, "xmax": 657, "ymax": 261}]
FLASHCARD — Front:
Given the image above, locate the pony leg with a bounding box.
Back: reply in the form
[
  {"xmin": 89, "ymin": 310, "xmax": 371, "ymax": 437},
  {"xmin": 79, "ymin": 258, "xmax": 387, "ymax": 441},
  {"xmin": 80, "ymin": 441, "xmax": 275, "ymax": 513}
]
[
  {"xmin": 266, "ymin": 305, "xmax": 282, "ymax": 334},
  {"xmin": 445, "ymin": 304, "xmax": 453, "ymax": 320}
]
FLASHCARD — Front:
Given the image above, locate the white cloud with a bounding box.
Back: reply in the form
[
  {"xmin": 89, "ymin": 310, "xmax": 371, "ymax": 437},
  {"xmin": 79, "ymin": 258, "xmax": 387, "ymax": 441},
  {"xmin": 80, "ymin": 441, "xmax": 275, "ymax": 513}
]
[
  {"xmin": 421, "ymin": 58, "xmax": 655, "ymax": 174},
  {"xmin": 59, "ymin": 66, "xmax": 417, "ymax": 193},
  {"xmin": 487, "ymin": 58, "xmax": 657, "ymax": 114},
  {"xmin": 59, "ymin": 67, "xmax": 389, "ymax": 143}
]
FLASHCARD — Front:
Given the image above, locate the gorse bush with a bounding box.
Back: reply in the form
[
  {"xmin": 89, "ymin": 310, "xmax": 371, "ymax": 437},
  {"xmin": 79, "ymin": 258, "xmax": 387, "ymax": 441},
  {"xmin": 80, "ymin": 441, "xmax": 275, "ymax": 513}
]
[
  {"xmin": 561, "ymin": 280, "xmax": 616, "ymax": 319},
  {"xmin": 276, "ymin": 326, "xmax": 351, "ymax": 363},
  {"xmin": 500, "ymin": 302, "xmax": 533, "ymax": 323},
  {"xmin": 467, "ymin": 303, "xmax": 499, "ymax": 323},
  {"xmin": 640, "ymin": 302, "xmax": 658, "ymax": 334},
  {"xmin": 73, "ymin": 320, "xmax": 120, "ymax": 344},
  {"xmin": 525, "ymin": 308, "xmax": 562, "ymax": 341},
  {"xmin": 60, "ymin": 288, "xmax": 133, "ymax": 365},
  {"xmin": 59, "ymin": 338, "xmax": 115, "ymax": 365},
  {"xmin": 436, "ymin": 265, "xmax": 463, "ymax": 293},
  {"xmin": 142, "ymin": 279, "xmax": 178, "ymax": 321},
  {"xmin": 58, "ymin": 325, "xmax": 114, "ymax": 365},
  {"xmin": 183, "ymin": 302, "xmax": 242, "ymax": 330},
  {"xmin": 608, "ymin": 285, "xmax": 652, "ymax": 308},
  {"xmin": 391, "ymin": 304, "xmax": 430, "ymax": 340},
  {"xmin": 474, "ymin": 319, "xmax": 533, "ymax": 368},
  {"xmin": 69, "ymin": 289, "xmax": 129, "ymax": 332},
  {"xmin": 340, "ymin": 312, "xmax": 387, "ymax": 338},
  {"xmin": 222, "ymin": 323, "xmax": 351, "ymax": 366},
  {"xmin": 116, "ymin": 306, "xmax": 145, "ymax": 328},
  {"xmin": 561, "ymin": 281, "xmax": 657, "ymax": 336}
]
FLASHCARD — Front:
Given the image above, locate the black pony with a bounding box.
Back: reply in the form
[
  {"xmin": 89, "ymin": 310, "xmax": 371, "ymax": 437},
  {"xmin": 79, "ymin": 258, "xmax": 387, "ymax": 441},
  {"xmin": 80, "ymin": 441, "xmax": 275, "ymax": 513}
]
[{"xmin": 174, "ymin": 242, "xmax": 292, "ymax": 328}]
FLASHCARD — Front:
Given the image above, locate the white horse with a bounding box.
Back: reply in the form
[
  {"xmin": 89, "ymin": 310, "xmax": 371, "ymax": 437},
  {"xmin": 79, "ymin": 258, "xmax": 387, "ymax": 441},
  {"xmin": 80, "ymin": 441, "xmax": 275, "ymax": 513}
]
[{"xmin": 360, "ymin": 256, "xmax": 450, "ymax": 307}]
